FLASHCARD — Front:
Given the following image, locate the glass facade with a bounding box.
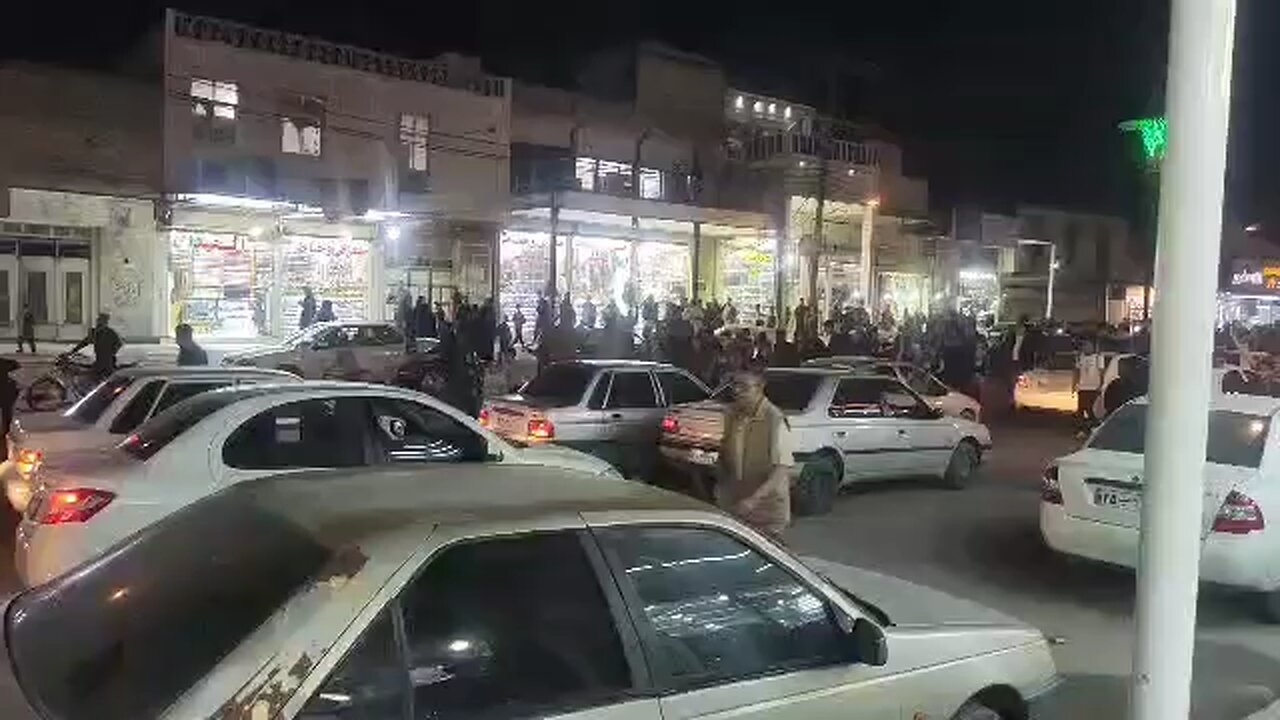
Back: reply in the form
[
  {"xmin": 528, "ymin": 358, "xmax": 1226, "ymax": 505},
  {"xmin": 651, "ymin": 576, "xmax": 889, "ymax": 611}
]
[{"xmin": 718, "ymin": 236, "xmax": 776, "ymax": 324}]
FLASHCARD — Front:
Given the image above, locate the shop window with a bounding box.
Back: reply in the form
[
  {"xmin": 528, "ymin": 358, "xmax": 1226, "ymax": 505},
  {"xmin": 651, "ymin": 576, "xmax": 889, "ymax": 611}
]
[
  {"xmin": 400, "ymin": 114, "xmax": 430, "ymax": 172},
  {"xmin": 596, "ymin": 159, "xmax": 632, "ymax": 195},
  {"xmin": 281, "ymin": 94, "xmax": 324, "ymax": 157},
  {"xmin": 575, "ymin": 157, "xmax": 597, "ymax": 191},
  {"xmin": 26, "ymin": 272, "xmax": 47, "ymax": 324},
  {"xmin": 64, "ymin": 271, "xmax": 83, "ymax": 325}
]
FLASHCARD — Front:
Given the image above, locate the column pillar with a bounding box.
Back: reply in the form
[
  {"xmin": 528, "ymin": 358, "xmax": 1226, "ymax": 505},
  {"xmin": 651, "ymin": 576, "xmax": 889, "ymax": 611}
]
[
  {"xmin": 860, "ymin": 200, "xmax": 877, "ymax": 308},
  {"xmin": 691, "ymin": 221, "xmax": 701, "ymax": 301}
]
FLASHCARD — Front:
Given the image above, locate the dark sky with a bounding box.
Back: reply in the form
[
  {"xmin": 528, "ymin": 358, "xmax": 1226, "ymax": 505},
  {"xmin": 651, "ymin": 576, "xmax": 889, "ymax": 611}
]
[{"xmin": 4, "ymin": 1, "xmax": 1275, "ymax": 229}]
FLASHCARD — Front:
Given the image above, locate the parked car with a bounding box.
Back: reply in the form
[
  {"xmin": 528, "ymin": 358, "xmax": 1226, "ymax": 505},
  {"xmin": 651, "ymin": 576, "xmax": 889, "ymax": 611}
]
[
  {"xmin": 2, "ymin": 464, "xmax": 1061, "ymax": 720},
  {"xmin": 660, "ymin": 369, "xmax": 993, "ymax": 514},
  {"xmin": 1041, "ymin": 392, "xmax": 1280, "ymax": 620},
  {"xmin": 805, "ymin": 356, "xmax": 982, "ymax": 420},
  {"xmin": 5, "ymin": 366, "xmax": 299, "ymax": 512},
  {"xmin": 14, "ymin": 381, "xmax": 619, "ymax": 587},
  {"xmin": 221, "ymin": 321, "xmax": 429, "ymax": 382},
  {"xmin": 481, "ymin": 360, "xmax": 711, "ymax": 477}
]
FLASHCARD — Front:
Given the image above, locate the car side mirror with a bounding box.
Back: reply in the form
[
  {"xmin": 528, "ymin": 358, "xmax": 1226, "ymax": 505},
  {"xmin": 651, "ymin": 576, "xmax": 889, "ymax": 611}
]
[{"xmin": 849, "ymin": 617, "xmax": 888, "ymax": 666}]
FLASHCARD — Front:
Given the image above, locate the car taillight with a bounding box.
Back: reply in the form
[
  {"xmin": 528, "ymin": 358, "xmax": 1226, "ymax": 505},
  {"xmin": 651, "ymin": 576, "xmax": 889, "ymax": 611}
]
[
  {"xmin": 1041, "ymin": 465, "xmax": 1063, "ymax": 504},
  {"xmin": 15, "ymin": 448, "xmax": 43, "ymax": 478},
  {"xmin": 1017, "ymin": 374, "xmax": 1031, "ymax": 389},
  {"xmin": 660, "ymin": 414, "xmax": 679, "ymax": 433},
  {"xmin": 478, "ymin": 407, "xmax": 491, "ymax": 428},
  {"xmin": 1213, "ymin": 491, "xmax": 1265, "ymax": 535},
  {"xmin": 34, "ymin": 488, "xmax": 115, "ymax": 525},
  {"xmin": 528, "ymin": 417, "xmax": 555, "ymax": 440}
]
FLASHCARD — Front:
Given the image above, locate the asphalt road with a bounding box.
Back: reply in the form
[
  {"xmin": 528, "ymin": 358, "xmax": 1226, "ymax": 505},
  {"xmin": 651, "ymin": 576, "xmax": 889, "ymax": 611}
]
[{"xmin": 0, "ymin": 410, "xmax": 1276, "ymax": 718}]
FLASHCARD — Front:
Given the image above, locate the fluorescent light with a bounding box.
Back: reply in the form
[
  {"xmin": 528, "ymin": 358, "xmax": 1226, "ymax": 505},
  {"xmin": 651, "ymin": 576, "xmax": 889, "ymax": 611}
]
[
  {"xmin": 173, "ymin": 193, "xmax": 286, "ymax": 211},
  {"xmin": 386, "ymin": 225, "xmax": 402, "ymax": 241},
  {"xmin": 784, "ymin": 106, "xmax": 792, "ymax": 119},
  {"xmin": 247, "ymin": 226, "xmax": 264, "ymax": 238},
  {"xmin": 753, "ymin": 100, "xmax": 763, "ymax": 113},
  {"xmin": 734, "ymin": 95, "xmax": 744, "ymax": 109},
  {"xmin": 768, "ymin": 102, "xmax": 777, "ymax": 115}
]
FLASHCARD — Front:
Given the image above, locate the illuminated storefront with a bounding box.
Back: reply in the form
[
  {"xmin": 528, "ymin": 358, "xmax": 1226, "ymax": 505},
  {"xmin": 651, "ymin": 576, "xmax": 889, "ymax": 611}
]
[
  {"xmin": 1219, "ymin": 258, "xmax": 1280, "ymax": 327},
  {"xmin": 718, "ymin": 236, "xmax": 776, "ymax": 323},
  {"xmin": 957, "ymin": 269, "xmax": 1000, "ymax": 319},
  {"xmin": 878, "ymin": 271, "xmax": 929, "ymax": 317}
]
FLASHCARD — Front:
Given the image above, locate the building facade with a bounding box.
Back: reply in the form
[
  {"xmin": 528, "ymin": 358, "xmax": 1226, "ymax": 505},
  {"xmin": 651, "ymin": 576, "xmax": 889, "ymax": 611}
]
[{"xmin": 161, "ymin": 11, "xmax": 511, "ymax": 338}]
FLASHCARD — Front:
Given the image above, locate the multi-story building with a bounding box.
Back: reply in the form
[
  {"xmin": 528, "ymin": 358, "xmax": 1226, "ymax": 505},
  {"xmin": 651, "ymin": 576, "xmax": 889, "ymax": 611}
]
[
  {"xmin": 0, "ymin": 63, "xmax": 162, "ymax": 341},
  {"xmin": 161, "ymin": 11, "xmax": 510, "ymax": 338}
]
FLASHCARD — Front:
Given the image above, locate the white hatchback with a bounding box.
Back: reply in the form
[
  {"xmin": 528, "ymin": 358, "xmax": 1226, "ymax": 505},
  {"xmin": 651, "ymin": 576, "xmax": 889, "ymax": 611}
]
[
  {"xmin": 5, "ymin": 366, "xmax": 298, "ymax": 512},
  {"xmin": 14, "ymin": 382, "xmax": 620, "ymax": 587},
  {"xmin": 1041, "ymin": 393, "xmax": 1280, "ymax": 619},
  {"xmin": 2, "ymin": 465, "xmax": 1061, "ymax": 720}
]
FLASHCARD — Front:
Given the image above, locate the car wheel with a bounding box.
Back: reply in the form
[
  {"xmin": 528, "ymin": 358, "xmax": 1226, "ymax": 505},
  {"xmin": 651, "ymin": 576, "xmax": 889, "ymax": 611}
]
[
  {"xmin": 951, "ymin": 700, "xmax": 1002, "ymax": 720},
  {"xmin": 943, "ymin": 441, "xmax": 980, "ymax": 490},
  {"xmin": 793, "ymin": 452, "xmax": 841, "ymax": 516}
]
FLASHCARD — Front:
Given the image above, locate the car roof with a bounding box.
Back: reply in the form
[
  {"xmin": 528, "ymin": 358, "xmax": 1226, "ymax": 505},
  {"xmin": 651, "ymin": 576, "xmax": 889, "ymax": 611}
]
[
  {"xmin": 553, "ymin": 359, "xmax": 677, "ymax": 370},
  {"xmin": 114, "ymin": 366, "xmax": 297, "ymax": 380},
  {"xmin": 206, "ymin": 464, "xmax": 708, "ymax": 549},
  {"xmin": 1130, "ymin": 393, "xmax": 1280, "ymax": 416},
  {"xmin": 765, "ymin": 366, "xmax": 850, "ymax": 377}
]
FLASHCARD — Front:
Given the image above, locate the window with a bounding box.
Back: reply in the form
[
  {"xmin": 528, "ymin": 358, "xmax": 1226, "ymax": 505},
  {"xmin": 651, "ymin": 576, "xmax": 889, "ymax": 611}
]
[
  {"xmin": 521, "ymin": 364, "xmax": 595, "ymax": 406},
  {"xmin": 120, "ymin": 388, "xmax": 265, "ymax": 460},
  {"xmin": 597, "ymin": 526, "xmax": 847, "ymax": 687},
  {"xmin": 64, "ymin": 271, "xmax": 84, "ymax": 325},
  {"xmin": 108, "ymin": 380, "xmax": 164, "ymax": 434},
  {"xmin": 302, "ymin": 609, "xmax": 405, "ymax": 717},
  {"xmin": 191, "ymin": 78, "xmax": 238, "ymax": 119},
  {"xmin": 400, "ymin": 532, "xmax": 633, "ymax": 718},
  {"xmin": 905, "ymin": 368, "xmax": 948, "ymax": 397},
  {"xmin": 763, "ymin": 371, "xmax": 823, "ymax": 412},
  {"xmin": 282, "ymin": 119, "xmax": 322, "ymax": 156},
  {"xmin": 222, "ymin": 397, "xmax": 367, "ymax": 469},
  {"xmin": 575, "ymin": 157, "xmax": 597, "ymax": 191},
  {"xmin": 400, "ymin": 113, "xmax": 430, "ymax": 172},
  {"xmin": 587, "ymin": 372, "xmax": 611, "ymax": 410},
  {"xmin": 68, "ymin": 376, "xmax": 134, "ymax": 424},
  {"xmin": 829, "ymin": 377, "xmax": 894, "ymax": 417},
  {"xmin": 152, "ymin": 382, "xmax": 229, "ymax": 417},
  {"xmin": 0, "ymin": 270, "xmax": 9, "ymax": 326},
  {"xmin": 605, "ymin": 372, "xmax": 658, "ymax": 409},
  {"xmin": 5, "ymin": 485, "xmax": 332, "ymax": 720},
  {"xmin": 26, "ymin": 271, "xmax": 48, "ymax": 324},
  {"xmin": 640, "ymin": 168, "xmax": 663, "ymax": 200},
  {"xmin": 367, "ymin": 398, "xmax": 487, "ymax": 463},
  {"xmin": 371, "ymin": 324, "xmax": 405, "ymax": 346},
  {"xmin": 658, "ymin": 371, "xmax": 708, "ymax": 406},
  {"xmin": 1090, "ymin": 405, "xmax": 1271, "ymax": 468}
]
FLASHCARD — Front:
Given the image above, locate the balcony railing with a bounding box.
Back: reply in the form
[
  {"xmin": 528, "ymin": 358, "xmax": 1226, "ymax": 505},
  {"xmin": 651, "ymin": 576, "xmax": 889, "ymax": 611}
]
[{"xmin": 744, "ymin": 132, "xmax": 880, "ymax": 166}]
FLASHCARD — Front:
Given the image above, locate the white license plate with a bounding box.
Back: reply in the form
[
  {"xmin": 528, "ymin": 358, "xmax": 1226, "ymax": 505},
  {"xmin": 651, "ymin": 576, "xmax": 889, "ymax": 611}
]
[
  {"xmin": 1092, "ymin": 486, "xmax": 1141, "ymax": 512},
  {"xmin": 688, "ymin": 448, "xmax": 719, "ymax": 466},
  {"xmin": 495, "ymin": 415, "xmax": 524, "ymax": 437}
]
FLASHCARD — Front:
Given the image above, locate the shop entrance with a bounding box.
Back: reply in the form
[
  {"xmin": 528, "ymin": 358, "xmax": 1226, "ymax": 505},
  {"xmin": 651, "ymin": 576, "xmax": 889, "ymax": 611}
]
[{"xmin": 0, "ymin": 237, "xmax": 92, "ymax": 340}]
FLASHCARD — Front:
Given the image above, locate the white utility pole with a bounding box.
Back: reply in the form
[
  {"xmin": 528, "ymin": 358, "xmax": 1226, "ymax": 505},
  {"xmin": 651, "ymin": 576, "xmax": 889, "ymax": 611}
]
[
  {"xmin": 1131, "ymin": 0, "xmax": 1237, "ymax": 718},
  {"xmin": 860, "ymin": 199, "xmax": 877, "ymax": 308},
  {"xmin": 1045, "ymin": 243, "xmax": 1058, "ymax": 320}
]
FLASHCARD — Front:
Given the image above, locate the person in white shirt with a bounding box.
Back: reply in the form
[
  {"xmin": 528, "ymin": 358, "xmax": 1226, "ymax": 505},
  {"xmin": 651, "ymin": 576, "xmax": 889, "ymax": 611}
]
[{"xmin": 1073, "ymin": 338, "xmax": 1106, "ymax": 432}]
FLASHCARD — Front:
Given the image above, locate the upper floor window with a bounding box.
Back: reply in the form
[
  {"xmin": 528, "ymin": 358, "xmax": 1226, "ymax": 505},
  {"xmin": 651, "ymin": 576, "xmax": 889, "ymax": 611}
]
[
  {"xmin": 191, "ymin": 78, "xmax": 237, "ymax": 120},
  {"xmin": 280, "ymin": 94, "xmax": 324, "ymax": 157},
  {"xmin": 400, "ymin": 114, "xmax": 430, "ymax": 172},
  {"xmin": 639, "ymin": 168, "xmax": 662, "ymax": 200}
]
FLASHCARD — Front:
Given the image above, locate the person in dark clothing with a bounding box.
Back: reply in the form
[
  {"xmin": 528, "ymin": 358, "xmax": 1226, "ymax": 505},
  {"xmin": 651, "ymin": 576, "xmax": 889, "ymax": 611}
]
[
  {"xmin": 17, "ymin": 305, "xmax": 34, "ymax": 353},
  {"xmin": 1103, "ymin": 356, "xmax": 1149, "ymax": 418},
  {"xmin": 175, "ymin": 323, "xmax": 208, "ymax": 366},
  {"xmin": 512, "ymin": 307, "xmax": 526, "ymax": 348},
  {"xmin": 0, "ymin": 358, "xmax": 17, "ymax": 463},
  {"xmin": 315, "ymin": 299, "xmax": 336, "ymax": 323},
  {"xmin": 299, "ymin": 287, "xmax": 317, "ymax": 328},
  {"xmin": 412, "ymin": 296, "xmax": 433, "ymax": 339},
  {"xmin": 69, "ymin": 313, "xmax": 122, "ymax": 382}
]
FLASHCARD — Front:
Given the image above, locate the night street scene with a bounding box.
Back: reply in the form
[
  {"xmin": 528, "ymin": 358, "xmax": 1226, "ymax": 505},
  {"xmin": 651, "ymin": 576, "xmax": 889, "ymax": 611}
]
[{"xmin": 0, "ymin": 0, "xmax": 1277, "ymax": 717}]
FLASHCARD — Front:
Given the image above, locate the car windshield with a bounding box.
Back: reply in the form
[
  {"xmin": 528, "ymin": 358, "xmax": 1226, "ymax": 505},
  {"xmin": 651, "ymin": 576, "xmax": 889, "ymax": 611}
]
[
  {"xmin": 4, "ymin": 483, "xmax": 334, "ymax": 720},
  {"xmin": 64, "ymin": 376, "xmax": 134, "ymax": 424},
  {"xmin": 119, "ymin": 388, "xmax": 256, "ymax": 460},
  {"xmin": 281, "ymin": 324, "xmax": 325, "ymax": 349},
  {"xmin": 763, "ymin": 371, "xmax": 824, "ymax": 412},
  {"xmin": 520, "ymin": 364, "xmax": 596, "ymax": 406},
  {"xmin": 1089, "ymin": 404, "xmax": 1272, "ymax": 468}
]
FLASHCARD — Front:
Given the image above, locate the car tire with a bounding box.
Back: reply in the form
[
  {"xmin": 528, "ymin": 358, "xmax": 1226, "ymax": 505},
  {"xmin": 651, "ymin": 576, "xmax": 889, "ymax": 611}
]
[
  {"xmin": 951, "ymin": 700, "xmax": 1003, "ymax": 720},
  {"xmin": 793, "ymin": 452, "xmax": 841, "ymax": 516},
  {"xmin": 943, "ymin": 440, "xmax": 980, "ymax": 490}
]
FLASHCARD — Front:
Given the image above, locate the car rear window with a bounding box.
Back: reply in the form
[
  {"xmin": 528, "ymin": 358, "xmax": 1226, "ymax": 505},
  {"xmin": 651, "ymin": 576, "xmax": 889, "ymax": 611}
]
[
  {"xmin": 65, "ymin": 376, "xmax": 134, "ymax": 424},
  {"xmin": 119, "ymin": 389, "xmax": 250, "ymax": 460},
  {"xmin": 763, "ymin": 372, "xmax": 824, "ymax": 412},
  {"xmin": 520, "ymin": 364, "xmax": 595, "ymax": 406},
  {"xmin": 1090, "ymin": 404, "xmax": 1272, "ymax": 468},
  {"xmin": 4, "ymin": 486, "xmax": 333, "ymax": 720}
]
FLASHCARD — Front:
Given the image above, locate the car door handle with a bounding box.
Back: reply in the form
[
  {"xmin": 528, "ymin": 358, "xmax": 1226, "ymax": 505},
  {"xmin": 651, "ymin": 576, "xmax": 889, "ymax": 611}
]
[
  {"xmin": 610, "ymin": 412, "xmax": 623, "ymax": 419},
  {"xmin": 834, "ymin": 431, "xmax": 847, "ymax": 437},
  {"xmin": 897, "ymin": 429, "xmax": 908, "ymax": 436}
]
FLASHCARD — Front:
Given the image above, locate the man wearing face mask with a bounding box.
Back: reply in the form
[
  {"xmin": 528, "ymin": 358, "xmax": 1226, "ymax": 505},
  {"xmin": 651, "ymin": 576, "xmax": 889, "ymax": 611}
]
[{"xmin": 715, "ymin": 370, "xmax": 795, "ymax": 542}]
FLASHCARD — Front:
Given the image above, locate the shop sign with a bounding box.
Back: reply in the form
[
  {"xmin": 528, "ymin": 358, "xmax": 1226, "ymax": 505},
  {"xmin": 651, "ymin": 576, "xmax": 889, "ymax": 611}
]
[{"xmin": 1230, "ymin": 259, "xmax": 1280, "ymax": 293}]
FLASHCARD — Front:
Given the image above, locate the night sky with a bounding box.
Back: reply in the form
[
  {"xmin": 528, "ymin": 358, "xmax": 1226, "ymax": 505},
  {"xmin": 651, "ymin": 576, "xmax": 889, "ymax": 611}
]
[{"xmin": 4, "ymin": 1, "xmax": 1274, "ymax": 231}]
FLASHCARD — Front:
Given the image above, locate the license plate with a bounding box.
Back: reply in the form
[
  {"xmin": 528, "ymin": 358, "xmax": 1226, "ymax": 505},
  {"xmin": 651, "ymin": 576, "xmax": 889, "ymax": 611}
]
[
  {"xmin": 1092, "ymin": 486, "xmax": 1141, "ymax": 512},
  {"xmin": 689, "ymin": 448, "xmax": 718, "ymax": 466}
]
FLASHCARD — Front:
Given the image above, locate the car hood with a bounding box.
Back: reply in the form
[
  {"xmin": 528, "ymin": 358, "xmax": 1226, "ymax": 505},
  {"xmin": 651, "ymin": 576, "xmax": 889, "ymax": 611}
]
[
  {"xmin": 511, "ymin": 443, "xmax": 619, "ymax": 478},
  {"xmin": 802, "ymin": 557, "xmax": 1024, "ymax": 628}
]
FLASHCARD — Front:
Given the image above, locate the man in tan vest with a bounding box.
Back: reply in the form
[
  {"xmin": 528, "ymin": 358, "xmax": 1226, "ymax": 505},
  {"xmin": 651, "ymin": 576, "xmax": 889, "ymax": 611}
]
[{"xmin": 715, "ymin": 370, "xmax": 795, "ymax": 541}]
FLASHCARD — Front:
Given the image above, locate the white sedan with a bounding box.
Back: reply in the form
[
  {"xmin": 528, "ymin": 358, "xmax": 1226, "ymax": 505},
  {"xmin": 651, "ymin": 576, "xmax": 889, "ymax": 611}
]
[
  {"xmin": 660, "ymin": 369, "xmax": 992, "ymax": 515},
  {"xmin": 221, "ymin": 321, "xmax": 425, "ymax": 382},
  {"xmin": 14, "ymin": 382, "xmax": 619, "ymax": 587},
  {"xmin": 2, "ymin": 464, "xmax": 1061, "ymax": 720},
  {"xmin": 806, "ymin": 356, "xmax": 982, "ymax": 420},
  {"xmin": 5, "ymin": 366, "xmax": 298, "ymax": 512},
  {"xmin": 1041, "ymin": 392, "xmax": 1280, "ymax": 619}
]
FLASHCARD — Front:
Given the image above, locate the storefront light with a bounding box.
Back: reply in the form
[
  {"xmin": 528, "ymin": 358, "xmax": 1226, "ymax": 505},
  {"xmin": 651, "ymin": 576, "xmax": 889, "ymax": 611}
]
[
  {"xmin": 753, "ymin": 100, "xmax": 764, "ymax": 113},
  {"xmin": 959, "ymin": 269, "xmax": 996, "ymax": 281},
  {"xmin": 768, "ymin": 102, "xmax": 777, "ymax": 115},
  {"xmin": 247, "ymin": 226, "xmax": 264, "ymax": 239},
  {"xmin": 734, "ymin": 95, "xmax": 745, "ymax": 110},
  {"xmin": 385, "ymin": 225, "xmax": 402, "ymax": 241},
  {"xmin": 784, "ymin": 106, "xmax": 792, "ymax": 119},
  {"xmin": 173, "ymin": 193, "xmax": 289, "ymax": 212},
  {"xmin": 363, "ymin": 209, "xmax": 408, "ymax": 222}
]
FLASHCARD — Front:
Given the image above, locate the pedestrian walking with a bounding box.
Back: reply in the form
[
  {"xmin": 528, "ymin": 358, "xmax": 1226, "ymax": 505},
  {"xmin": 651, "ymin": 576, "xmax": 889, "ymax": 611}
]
[
  {"xmin": 512, "ymin": 306, "xmax": 526, "ymax": 348},
  {"xmin": 714, "ymin": 370, "xmax": 795, "ymax": 542},
  {"xmin": 299, "ymin": 287, "xmax": 317, "ymax": 328},
  {"xmin": 17, "ymin": 304, "xmax": 35, "ymax": 353},
  {"xmin": 1073, "ymin": 338, "xmax": 1105, "ymax": 435},
  {"xmin": 175, "ymin": 323, "xmax": 209, "ymax": 366},
  {"xmin": 316, "ymin": 299, "xmax": 336, "ymax": 323}
]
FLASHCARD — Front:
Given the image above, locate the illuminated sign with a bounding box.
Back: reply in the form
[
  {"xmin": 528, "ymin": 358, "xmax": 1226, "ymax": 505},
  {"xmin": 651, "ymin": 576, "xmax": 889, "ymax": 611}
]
[{"xmin": 1229, "ymin": 259, "xmax": 1280, "ymax": 293}]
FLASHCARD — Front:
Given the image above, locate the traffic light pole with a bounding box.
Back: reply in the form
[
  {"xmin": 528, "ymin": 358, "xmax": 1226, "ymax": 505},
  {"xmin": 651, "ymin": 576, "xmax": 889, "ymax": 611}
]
[{"xmin": 1131, "ymin": 0, "xmax": 1237, "ymax": 717}]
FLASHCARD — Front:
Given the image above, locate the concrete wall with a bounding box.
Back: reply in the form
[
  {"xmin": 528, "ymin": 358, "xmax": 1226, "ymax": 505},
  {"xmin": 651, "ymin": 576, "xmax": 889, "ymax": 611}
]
[{"xmin": 164, "ymin": 13, "xmax": 510, "ymax": 220}]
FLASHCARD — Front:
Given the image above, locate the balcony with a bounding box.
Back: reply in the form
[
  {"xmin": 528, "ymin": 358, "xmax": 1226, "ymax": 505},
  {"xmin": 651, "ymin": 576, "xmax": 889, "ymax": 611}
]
[{"xmin": 742, "ymin": 132, "xmax": 881, "ymax": 167}]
